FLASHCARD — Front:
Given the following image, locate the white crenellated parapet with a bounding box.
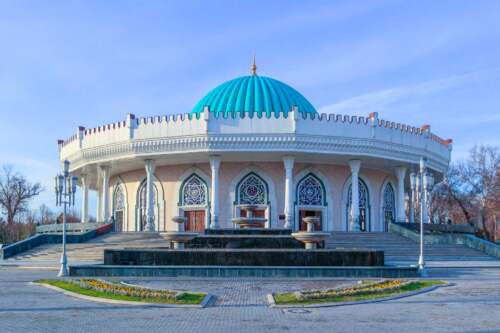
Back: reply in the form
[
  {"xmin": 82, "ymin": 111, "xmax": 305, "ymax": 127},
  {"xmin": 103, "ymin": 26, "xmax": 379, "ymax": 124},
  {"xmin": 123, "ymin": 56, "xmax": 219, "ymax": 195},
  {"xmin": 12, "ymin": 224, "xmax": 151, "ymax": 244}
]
[{"xmin": 58, "ymin": 110, "xmax": 452, "ymax": 174}]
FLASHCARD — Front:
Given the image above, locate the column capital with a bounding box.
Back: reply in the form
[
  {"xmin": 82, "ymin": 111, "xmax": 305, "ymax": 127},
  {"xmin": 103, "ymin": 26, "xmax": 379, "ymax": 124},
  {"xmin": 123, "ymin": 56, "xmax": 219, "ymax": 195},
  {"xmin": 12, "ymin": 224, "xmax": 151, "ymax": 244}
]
[
  {"xmin": 348, "ymin": 159, "xmax": 361, "ymax": 174},
  {"xmin": 419, "ymin": 157, "xmax": 427, "ymax": 173},
  {"xmin": 99, "ymin": 165, "xmax": 111, "ymax": 180},
  {"xmin": 209, "ymin": 155, "xmax": 221, "ymax": 169},
  {"xmin": 283, "ymin": 155, "xmax": 295, "ymax": 170},
  {"xmin": 99, "ymin": 164, "xmax": 111, "ymax": 171},
  {"xmin": 144, "ymin": 159, "xmax": 156, "ymax": 174},
  {"xmin": 80, "ymin": 173, "xmax": 88, "ymax": 182},
  {"xmin": 394, "ymin": 166, "xmax": 407, "ymax": 181}
]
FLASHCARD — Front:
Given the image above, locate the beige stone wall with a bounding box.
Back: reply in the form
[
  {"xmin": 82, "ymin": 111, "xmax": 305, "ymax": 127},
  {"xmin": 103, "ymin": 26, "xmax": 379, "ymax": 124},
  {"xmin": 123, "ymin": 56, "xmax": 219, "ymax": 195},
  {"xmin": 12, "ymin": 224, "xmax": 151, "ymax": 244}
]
[{"xmin": 107, "ymin": 161, "xmax": 399, "ymax": 232}]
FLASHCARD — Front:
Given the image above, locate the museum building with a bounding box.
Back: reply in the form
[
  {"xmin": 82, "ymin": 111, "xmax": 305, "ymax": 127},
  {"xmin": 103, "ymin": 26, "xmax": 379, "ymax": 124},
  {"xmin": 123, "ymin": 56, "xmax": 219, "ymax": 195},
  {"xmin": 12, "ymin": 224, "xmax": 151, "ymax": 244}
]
[{"xmin": 57, "ymin": 63, "xmax": 452, "ymax": 233}]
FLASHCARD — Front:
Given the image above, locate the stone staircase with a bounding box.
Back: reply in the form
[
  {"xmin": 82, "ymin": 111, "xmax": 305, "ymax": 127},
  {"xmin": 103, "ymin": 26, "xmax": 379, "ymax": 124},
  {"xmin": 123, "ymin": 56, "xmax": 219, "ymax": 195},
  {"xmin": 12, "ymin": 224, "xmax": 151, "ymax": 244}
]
[
  {"xmin": 326, "ymin": 232, "xmax": 498, "ymax": 266},
  {"xmin": 3, "ymin": 232, "xmax": 166, "ymax": 265},
  {"xmin": 3, "ymin": 231, "xmax": 497, "ymax": 267}
]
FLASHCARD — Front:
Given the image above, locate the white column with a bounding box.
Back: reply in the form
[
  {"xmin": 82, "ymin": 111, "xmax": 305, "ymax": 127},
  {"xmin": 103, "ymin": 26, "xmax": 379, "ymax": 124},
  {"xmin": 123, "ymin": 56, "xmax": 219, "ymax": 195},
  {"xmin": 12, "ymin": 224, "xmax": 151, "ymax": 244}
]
[
  {"xmin": 349, "ymin": 160, "xmax": 361, "ymax": 231},
  {"xmin": 209, "ymin": 155, "xmax": 221, "ymax": 229},
  {"xmin": 283, "ymin": 156, "xmax": 295, "ymax": 229},
  {"xmin": 419, "ymin": 158, "xmax": 427, "ymax": 224},
  {"xmin": 395, "ymin": 167, "xmax": 407, "ymax": 223},
  {"xmin": 96, "ymin": 189, "xmax": 102, "ymax": 222},
  {"xmin": 145, "ymin": 159, "xmax": 156, "ymax": 232},
  {"xmin": 81, "ymin": 174, "xmax": 89, "ymax": 223},
  {"xmin": 100, "ymin": 165, "xmax": 111, "ymax": 222},
  {"xmin": 409, "ymin": 172, "xmax": 416, "ymax": 224}
]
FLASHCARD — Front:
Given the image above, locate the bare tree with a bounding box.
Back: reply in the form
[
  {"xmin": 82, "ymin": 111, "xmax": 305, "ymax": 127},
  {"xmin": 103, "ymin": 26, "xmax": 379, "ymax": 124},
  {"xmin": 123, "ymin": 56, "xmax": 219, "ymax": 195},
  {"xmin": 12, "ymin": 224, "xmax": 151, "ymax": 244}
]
[
  {"xmin": 432, "ymin": 145, "xmax": 499, "ymax": 241},
  {"xmin": 37, "ymin": 204, "xmax": 55, "ymax": 225},
  {"xmin": 0, "ymin": 165, "xmax": 43, "ymax": 224}
]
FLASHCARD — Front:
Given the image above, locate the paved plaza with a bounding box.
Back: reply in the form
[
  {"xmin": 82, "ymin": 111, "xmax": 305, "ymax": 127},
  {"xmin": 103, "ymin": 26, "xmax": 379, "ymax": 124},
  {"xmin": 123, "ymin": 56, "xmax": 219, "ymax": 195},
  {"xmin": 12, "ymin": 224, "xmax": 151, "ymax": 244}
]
[{"xmin": 0, "ymin": 265, "xmax": 499, "ymax": 333}]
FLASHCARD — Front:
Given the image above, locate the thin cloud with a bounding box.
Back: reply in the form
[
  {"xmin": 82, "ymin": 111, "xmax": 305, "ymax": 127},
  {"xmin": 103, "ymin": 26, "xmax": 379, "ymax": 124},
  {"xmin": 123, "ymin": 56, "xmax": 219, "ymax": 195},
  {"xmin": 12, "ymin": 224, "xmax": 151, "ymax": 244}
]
[{"xmin": 318, "ymin": 69, "xmax": 499, "ymax": 115}]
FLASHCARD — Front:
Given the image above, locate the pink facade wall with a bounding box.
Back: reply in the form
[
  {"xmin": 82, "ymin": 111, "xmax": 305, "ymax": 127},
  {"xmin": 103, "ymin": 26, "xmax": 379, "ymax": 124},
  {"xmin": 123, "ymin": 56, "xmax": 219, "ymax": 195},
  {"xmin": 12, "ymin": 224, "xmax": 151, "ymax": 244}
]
[{"xmin": 108, "ymin": 162, "xmax": 399, "ymax": 232}]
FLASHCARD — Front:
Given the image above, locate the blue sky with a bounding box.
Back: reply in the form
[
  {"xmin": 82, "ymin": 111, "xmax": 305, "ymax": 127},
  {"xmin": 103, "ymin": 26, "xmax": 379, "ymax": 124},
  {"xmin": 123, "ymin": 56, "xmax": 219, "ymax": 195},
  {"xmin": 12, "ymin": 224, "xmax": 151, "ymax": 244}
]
[{"xmin": 0, "ymin": 0, "xmax": 499, "ymax": 213}]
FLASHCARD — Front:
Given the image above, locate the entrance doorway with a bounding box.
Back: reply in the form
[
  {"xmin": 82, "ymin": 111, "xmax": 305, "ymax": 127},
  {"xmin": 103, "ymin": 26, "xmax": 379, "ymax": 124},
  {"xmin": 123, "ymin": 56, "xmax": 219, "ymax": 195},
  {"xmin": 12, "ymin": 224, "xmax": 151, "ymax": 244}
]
[
  {"xmin": 240, "ymin": 208, "xmax": 265, "ymax": 228},
  {"xmin": 184, "ymin": 210, "xmax": 205, "ymax": 232},
  {"xmin": 239, "ymin": 209, "xmax": 265, "ymax": 218},
  {"xmin": 299, "ymin": 210, "xmax": 322, "ymax": 231}
]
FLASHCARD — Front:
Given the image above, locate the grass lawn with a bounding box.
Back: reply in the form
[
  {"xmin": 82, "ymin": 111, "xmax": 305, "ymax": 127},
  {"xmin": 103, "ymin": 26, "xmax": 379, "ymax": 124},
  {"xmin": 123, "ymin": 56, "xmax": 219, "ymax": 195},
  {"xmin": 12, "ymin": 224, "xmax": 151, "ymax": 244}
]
[
  {"xmin": 274, "ymin": 280, "xmax": 445, "ymax": 305},
  {"xmin": 34, "ymin": 279, "xmax": 206, "ymax": 305}
]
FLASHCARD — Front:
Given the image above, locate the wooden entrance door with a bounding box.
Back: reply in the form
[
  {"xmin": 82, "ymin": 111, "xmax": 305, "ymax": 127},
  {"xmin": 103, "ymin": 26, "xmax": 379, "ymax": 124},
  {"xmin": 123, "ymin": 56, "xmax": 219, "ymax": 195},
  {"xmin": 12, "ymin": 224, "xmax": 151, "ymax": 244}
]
[
  {"xmin": 239, "ymin": 208, "xmax": 265, "ymax": 228},
  {"xmin": 184, "ymin": 210, "xmax": 205, "ymax": 232},
  {"xmin": 299, "ymin": 210, "xmax": 322, "ymax": 231},
  {"xmin": 114, "ymin": 211, "xmax": 124, "ymax": 232},
  {"xmin": 239, "ymin": 209, "xmax": 265, "ymax": 218}
]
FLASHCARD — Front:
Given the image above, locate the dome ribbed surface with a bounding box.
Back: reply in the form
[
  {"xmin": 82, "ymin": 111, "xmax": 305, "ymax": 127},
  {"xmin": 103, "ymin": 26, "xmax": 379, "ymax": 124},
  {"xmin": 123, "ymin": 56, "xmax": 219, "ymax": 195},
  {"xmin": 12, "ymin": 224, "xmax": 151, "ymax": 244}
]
[{"xmin": 191, "ymin": 75, "xmax": 316, "ymax": 117}]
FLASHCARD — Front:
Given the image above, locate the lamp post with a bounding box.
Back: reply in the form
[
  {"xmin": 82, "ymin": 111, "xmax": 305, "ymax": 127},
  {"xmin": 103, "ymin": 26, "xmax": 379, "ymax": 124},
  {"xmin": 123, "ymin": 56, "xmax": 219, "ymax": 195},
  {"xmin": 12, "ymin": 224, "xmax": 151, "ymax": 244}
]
[
  {"xmin": 412, "ymin": 157, "xmax": 434, "ymax": 276},
  {"xmin": 54, "ymin": 160, "xmax": 78, "ymax": 277}
]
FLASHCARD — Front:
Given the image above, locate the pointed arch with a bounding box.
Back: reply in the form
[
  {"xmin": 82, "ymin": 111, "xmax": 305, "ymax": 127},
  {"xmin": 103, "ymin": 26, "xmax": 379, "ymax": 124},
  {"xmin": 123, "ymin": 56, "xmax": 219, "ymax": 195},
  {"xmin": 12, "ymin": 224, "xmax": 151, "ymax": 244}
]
[
  {"xmin": 342, "ymin": 175, "xmax": 373, "ymax": 232},
  {"xmin": 134, "ymin": 174, "xmax": 166, "ymax": 232},
  {"xmin": 236, "ymin": 172, "xmax": 269, "ymax": 205},
  {"xmin": 111, "ymin": 176, "xmax": 128, "ymax": 231},
  {"xmin": 380, "ymin": 178, "xmax": 396, "ymax": 232},
  {"xmin": 296, "ymin": 173, "xmax": 326, "ymax": 206},
  {"xmin": 180, "ymin": 173, "xmax": 209, "ymax": 206},
  {"xmin": 229, "ymin": 167, "xmax": 277, "ymax": 228},
  {"xmin": 293, "ymin": 168, "xmax": 333, "ymax": 231},
  {"xmin": 175, "ymin": 169, "xmax": 211, "ymax": 230}
]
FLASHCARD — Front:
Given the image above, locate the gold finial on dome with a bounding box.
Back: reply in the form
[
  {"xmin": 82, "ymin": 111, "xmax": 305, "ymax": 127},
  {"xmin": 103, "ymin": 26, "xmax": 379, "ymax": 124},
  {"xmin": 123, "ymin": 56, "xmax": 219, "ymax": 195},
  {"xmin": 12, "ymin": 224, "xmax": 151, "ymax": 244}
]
[{"xmin": 251, "ymin": 55, "xmax": 257, "ymax": 75}]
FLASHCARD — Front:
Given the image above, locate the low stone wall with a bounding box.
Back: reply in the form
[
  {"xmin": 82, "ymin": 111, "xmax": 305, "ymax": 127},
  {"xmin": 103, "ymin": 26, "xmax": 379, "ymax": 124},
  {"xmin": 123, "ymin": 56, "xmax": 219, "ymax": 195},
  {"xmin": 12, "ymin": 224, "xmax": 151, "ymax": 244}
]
[
  {"xmin": 69, "ymin": 265, "xmax": 418, "ymax": 278},
  {"xmin": 104, "ymin": 248, "xmax": 384, "ymax": 267},
  {"xmin": 0, "ymin": 223, "xmax": 113, "ymax": 260},
  {"xmin": 389, "ymin": 223, "xmax": 500, "ymax": 259},
  {"xmin": 392, "ymin": 222, "xmax": 474, "ymax": 234},
  {"xmin": 36, "ymin": 222, "xmax": 108, "ymax": 234}
]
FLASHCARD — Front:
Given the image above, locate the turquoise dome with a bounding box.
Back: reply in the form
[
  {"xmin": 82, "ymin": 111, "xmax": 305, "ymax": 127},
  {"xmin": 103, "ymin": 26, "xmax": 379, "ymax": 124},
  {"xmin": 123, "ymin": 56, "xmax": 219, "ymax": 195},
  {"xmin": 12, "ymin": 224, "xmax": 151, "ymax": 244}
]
[{"xmin": 191, "ymin": 75, "xmax": 316, "ymax": 117}]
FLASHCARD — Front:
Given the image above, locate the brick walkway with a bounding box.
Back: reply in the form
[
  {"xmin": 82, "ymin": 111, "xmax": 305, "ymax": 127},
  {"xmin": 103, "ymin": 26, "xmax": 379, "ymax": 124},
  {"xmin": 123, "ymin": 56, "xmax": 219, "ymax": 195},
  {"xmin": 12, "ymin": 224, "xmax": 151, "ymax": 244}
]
[{"xmin": 0, "ymin": 266, "xmax": 499, "ymax": 332}]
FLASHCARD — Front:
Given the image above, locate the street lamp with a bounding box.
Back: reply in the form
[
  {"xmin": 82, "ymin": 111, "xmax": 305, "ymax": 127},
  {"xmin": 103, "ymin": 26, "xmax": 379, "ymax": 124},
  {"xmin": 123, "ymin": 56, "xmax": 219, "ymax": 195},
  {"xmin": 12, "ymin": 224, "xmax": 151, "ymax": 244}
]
[
  {"xmin": 54, "ymin": 160, "xmax": 78, "ymax": 277},
  {"xmin": 415, "ymin": 157, "xmax": 434, "ymax": 276}
]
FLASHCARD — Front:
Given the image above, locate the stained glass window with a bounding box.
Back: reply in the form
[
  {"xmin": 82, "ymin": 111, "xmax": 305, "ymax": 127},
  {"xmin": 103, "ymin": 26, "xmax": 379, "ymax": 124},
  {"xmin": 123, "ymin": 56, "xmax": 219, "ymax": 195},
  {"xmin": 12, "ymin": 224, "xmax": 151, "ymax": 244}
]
[
  {"xmin": 237, "ymin": 173, "xmax": 267, "ymax": 205},
  {"xmin": 297, "ymin": 174, "xmax": 324, "ymax": 206},
  {"xmin": 383, "ymin": 183, "xmax": 395, "ymax": 229},
  {"xmin": 113, "ymin": 186, "xmax": 125, "ymax": 210},
  {"xmin": 182, "ymin": 175, "xmax": 207, "ymax": 206}
]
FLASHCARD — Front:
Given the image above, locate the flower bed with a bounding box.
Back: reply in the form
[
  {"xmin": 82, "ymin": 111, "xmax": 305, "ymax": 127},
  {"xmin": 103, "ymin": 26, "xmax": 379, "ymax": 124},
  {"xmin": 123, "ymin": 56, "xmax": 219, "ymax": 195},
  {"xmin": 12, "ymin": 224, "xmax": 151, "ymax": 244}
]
[
  {"xmin": 274, "ymin": 280, "xmax": 445, "ymax": 305},
  {"xmin": 34, "ymin": 279, "xmax": 206, "ymax": 305},
  {"xmin": 73, "ymin": 279, "xmax": 183, "ymax": 300}
]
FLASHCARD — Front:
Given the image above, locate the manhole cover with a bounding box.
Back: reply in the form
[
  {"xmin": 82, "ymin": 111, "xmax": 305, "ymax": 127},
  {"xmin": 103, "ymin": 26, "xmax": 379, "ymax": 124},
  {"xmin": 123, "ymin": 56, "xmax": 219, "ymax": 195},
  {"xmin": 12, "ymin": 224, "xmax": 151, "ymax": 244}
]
[{"xmin": 286, "ymin": 308, "xmax": 311, "ymax": 314}]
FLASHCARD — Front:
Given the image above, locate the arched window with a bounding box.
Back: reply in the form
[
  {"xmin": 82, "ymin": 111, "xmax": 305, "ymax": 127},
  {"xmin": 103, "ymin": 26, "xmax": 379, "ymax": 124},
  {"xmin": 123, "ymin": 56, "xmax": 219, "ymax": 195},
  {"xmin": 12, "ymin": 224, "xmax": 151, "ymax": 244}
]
[
  {"xmin": 347, "ymin": 179, "xmax": 370, "ymax": 232},
  {"xmin": 113, "ymin": 186, "xmax": 125, "ymax": 211},
  {"xmin": 113, "ymin": 185, "xmax": 125, "ymax": 232},
  {"xmin": 382, "ymin": 183, "xmax": 395, "ymax": 231},
  {"xmin": 297, "ymin": 174, "xmax": 325, "ymax": 206},
  {"xmin": 137, "ymin": 180, "xmax": 158, "ymax": 231},
  {"xmin": 236, "ymin": 173, "xmax": 268, "ymax": 205},
  {"xmin": 296, "ymin": 173, "xmax": 327, "ymax": 231},
  {"xmin": 181, "ymin": 174, "xmax": 207, "ymax": 206}
]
